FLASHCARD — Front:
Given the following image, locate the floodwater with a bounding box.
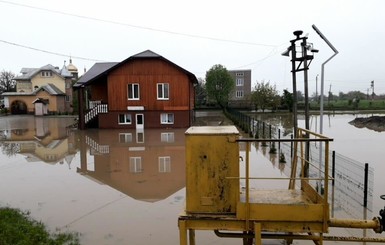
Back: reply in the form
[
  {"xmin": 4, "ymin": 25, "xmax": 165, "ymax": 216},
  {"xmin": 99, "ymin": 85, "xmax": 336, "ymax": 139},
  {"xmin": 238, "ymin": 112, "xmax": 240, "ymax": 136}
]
[
  {"xmin": 255, "ymin": 112, "xmax": 385, "ymax": 213},
  {"xmin": 0, "ymin": 113, "xmax": 384, "ymax": 244}
]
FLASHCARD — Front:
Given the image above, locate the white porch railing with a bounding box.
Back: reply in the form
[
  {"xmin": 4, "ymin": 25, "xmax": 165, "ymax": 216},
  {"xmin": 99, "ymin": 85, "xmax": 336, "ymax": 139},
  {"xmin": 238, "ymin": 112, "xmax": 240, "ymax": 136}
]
[
  {"xmin": 85, "ymin": 104, "xmax": 108, "ymax": 124},
  {"xmin": 89, "ymin": 100, "xmax": 102, "ymax": 109},
  {"xmin": 86, "ymin": 135, "xmax": 110, "ymax": 154}
]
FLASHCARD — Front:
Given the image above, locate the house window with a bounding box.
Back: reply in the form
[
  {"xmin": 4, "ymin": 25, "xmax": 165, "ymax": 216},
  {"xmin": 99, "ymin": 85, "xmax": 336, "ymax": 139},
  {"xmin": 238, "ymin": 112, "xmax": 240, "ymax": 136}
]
[
  {"xmin": 45, "ymin": 154, "xmax": 57, "ymax": 161},
  {"xmin": 127, "ymin": 84, "xmax": 140, "ymax": 100},
  {"xmin": 129, "ymin": 157, "xmax": 142, "ymax": 173},
  {"xmin": 157, "ymin": 83, "xmax": 169, "ymax": 100},
  {"xmin": 159, "ymin": 156, "xmax": 171, "ymax": 173},
  {"xmin": 236, "ymin": 90, "xmax": 244, "ymax": 98},
  {"xmin": 34, "ymin": 86, "xmax": 39, "ymax": 90},
  {"xmin": 236, "ymin": 72, "xmax": 244, "ymax": 77},
  {"xmin": 66, "ymin": 81, "xmax": 71, "ymax": 89},
  {"xmin": 161, "ymin": 132, "xmax": 174, "ymax": 142},
  {"xmin": 136, "ymin": 132, "xmax": 144, "ymax": 143},
  {"xmin": 118, "ymin": 114, "xmax": 132, "ymax": 124},
  {"xmin": 236, "ymin": 78, "xmax": 244, "ymax": 86},
  {"xmin": 65, "ymin": 95, "xmax": 71, "ymax": 102},
  {"xmin": 41, "ymin": 71, "xmax": 52, "ymax": 77},
  {"xmin": 119, "ymin": 133, "xmax": 132, "ymax": 143},
  {"xmin": 160, "ymin": 113, "xmax": 174, "ymax": 124}
]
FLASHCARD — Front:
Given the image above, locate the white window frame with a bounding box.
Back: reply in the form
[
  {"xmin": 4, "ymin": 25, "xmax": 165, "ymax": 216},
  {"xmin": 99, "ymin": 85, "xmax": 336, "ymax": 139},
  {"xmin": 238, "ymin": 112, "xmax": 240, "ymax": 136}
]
[
  {"xmin": 235, "ymin": 72, "xmax": 244, "ymax": 77},
  {"xmin": 236, "ymin": 90, "xmax": 244, "ymax": 98},
  {"xmin": 41, "ymin": 71, "xmax": 52, "ymax": 77},
  {"xmin": 127, "ymin": 83, "xmax": 140, "ymax": 100},
  {"xmin": 159, "ymin": 156, "xmax": 171, "ymax": 173},
  {"xmin": 160, "ymin": 113, "xmax": 174, "ymax": 124},
  {"xmin": 118, "ymin": 114, "xmax": 132, "ymax": 124},
  {"xmin": 161, "ymin": 132, "xmax": 175, "ymax": 142},
  {"xmin": 136, "ymin": 131, "xmax": 145, "ymax": 143},
  {"xmin": 129, "ymin": 157, "xmax": 142, "ymax": 173},
  {"xmin": 157, "ymin": 83, "xmax": 169, "ymax": 100},
  {"xmin": 236, "ymin": 78, "xmax": 244, "ymax": 86},
  {"xmin": 119, "ymin": 133, "xmax": 132, "ymax": 143}
]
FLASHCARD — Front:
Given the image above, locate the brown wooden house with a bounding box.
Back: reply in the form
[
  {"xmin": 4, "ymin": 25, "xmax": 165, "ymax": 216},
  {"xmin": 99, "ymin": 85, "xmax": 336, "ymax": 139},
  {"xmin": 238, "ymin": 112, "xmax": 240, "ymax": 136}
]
[{"xmin": 74, "ymin": 50, "xmax": 198, "ymax": 129}]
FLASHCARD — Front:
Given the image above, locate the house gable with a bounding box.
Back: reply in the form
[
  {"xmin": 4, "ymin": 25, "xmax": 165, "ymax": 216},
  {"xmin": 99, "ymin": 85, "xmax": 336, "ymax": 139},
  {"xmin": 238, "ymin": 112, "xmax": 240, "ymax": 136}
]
[
  {"xmin": 15, "ymin": 64, "xmax": 70, "ymax": 93},
  {"xmin": 108, "ymin": 58, "xmax": 192, "ymax": 111}
]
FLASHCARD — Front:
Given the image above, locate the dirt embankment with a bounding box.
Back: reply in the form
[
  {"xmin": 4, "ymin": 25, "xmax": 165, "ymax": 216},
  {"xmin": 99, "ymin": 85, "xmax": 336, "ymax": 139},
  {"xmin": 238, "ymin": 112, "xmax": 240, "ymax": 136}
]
[{"xmin": 349, "ymin": 116, "xmax": 385, "ymax": 132}]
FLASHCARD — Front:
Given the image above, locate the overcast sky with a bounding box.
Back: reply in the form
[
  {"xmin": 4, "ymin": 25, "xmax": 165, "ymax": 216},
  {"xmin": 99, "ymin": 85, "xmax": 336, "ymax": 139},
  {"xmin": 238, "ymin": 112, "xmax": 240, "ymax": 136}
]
[{"xmin": 1, "ymin": 0, "xmax": 385, "ymax": 95}]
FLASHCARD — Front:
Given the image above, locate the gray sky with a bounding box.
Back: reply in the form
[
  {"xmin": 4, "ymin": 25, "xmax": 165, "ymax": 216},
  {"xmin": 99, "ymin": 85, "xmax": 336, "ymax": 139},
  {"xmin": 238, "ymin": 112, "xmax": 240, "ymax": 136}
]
[{"xmin": 1, "ymin": 0, "xmax": 385, "ymax": 95}]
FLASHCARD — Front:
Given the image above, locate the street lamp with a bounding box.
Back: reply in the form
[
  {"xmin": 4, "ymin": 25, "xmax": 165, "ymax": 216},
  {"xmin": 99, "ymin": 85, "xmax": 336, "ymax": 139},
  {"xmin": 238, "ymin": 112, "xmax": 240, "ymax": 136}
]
[
  {"xmin": 312, "ymin": 24, "xmax": 338, "ymax": 195},
  {"xmin": 311, "ymin": 24, "xmax": 338, "ymax": 135}
]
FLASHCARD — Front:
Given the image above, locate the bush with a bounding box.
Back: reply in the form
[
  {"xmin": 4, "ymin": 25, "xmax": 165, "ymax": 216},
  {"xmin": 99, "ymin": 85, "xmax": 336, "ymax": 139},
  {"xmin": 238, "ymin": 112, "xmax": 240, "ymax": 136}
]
[{"xmin": 0, "ymin": 207, "xmax": 80, "ymax": 245}]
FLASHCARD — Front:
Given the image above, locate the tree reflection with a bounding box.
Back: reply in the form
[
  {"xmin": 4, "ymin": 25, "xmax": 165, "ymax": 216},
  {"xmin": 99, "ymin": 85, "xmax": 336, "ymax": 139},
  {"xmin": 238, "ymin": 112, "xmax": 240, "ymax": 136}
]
[{"xmin": 0, "ymin": 142, "xmax": 19, "ymax": 157}]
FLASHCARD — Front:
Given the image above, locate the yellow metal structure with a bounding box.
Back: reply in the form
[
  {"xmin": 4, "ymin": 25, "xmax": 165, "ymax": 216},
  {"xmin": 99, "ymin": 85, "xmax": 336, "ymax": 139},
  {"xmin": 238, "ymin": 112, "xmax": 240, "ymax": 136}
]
[
  {"xmin": 185, "ymin": 126, "xmax": 239, "ymax": 214},
  {"xmin": 178, "ymin": 126, "xmax": 385, "ymax": 245}
]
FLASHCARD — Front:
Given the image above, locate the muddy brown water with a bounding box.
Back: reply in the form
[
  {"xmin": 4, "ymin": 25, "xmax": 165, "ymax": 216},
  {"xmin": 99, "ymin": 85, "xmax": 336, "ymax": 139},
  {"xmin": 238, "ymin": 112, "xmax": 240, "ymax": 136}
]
[{"xmin": 0, "ymin": 113, "xmax": 384, "ymax": 244}]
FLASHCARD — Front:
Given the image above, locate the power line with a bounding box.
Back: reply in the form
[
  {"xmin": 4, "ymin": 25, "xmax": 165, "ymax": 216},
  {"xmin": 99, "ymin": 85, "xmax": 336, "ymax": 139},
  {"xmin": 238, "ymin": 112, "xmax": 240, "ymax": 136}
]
[
  {"xmin": 0, "ymin": 39, "xmax": 105, "ymax": 62},
  {"xmin": 0, "ymin": 0, "xmax": 278, "ymax": 48}
]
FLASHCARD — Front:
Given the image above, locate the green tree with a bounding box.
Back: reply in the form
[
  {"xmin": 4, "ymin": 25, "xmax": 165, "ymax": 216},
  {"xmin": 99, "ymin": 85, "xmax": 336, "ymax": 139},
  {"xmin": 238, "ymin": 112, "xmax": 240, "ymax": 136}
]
[
  {"xmin": 251, "ymin": 80, "xmax": 280, "ymax": 112},
  {"xmin": 205, "ymin": 64, "xmax": 234, "ymax": 108},
  {"xmin": 0, "ymin": 70, "xmax": 16, "ymax": 93},
  {"xmin": 195, "ymin": 78, "xmax": 207, "ymax": 107},
  {"xmin": 281, "ymin": 89, "xmax": 293, "ymax": 112}
]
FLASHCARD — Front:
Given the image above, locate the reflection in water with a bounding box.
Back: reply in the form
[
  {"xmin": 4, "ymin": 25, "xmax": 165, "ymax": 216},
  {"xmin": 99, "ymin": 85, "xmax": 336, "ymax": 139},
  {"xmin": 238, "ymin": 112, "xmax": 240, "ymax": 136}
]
[
  {"xmin": 0, "ymin": 117, "xmax": 186, "ymax": 203},
  {"xmin": 77, "ymin": 129, "xmax": 186, "ymax": 202},
  {"xmin": 1, "ymin": 114, "xmax": 384, "ymax": 244},
  {"xmin": 0, "ymin": 117, "xmax": 77, "ymax": 165},
  {"xmin": 0, "ymin": 116, "xmax": 191, "ymax": 244}
]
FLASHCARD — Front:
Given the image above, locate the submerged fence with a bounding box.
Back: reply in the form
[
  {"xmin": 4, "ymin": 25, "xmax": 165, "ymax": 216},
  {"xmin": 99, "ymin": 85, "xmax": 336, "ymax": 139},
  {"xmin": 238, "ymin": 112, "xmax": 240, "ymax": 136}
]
[{"xmin": 225, "ymin": 108, "xmax": 374, "ymax": 218}]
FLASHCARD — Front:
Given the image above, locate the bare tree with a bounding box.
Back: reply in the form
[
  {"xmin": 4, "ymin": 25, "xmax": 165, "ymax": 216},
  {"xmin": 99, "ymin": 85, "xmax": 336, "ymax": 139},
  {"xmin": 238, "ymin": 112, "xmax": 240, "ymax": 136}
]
[{"xmin": 0, "ymin": 70, "xmax": 16, "ymax": 93}]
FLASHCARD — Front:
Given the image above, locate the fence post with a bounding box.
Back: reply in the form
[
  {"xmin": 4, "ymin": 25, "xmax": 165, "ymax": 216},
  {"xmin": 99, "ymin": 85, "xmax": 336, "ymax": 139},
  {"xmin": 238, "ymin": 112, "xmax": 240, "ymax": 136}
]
[
  {"xmin": 332, "ymin": 151, "xmax": 336, "ymax": 186},
  {"xmin": 363, "ymin": 163, "xmax": 369, "ymax": 208},
  {"xmin": 262, "ymin": 122, "xmax": 265, "ymax": 137},
  {"xmin": 252, "ymin": 117, "xmax": 255, "ymax": 137},
  {"xmin": 269, "ymin": 124, "xmax": 272, "ymax": 139},
  {"xmin": 290, "ymin": 134, "xmax": 293, "ymax": 158},
  {"xmin": 255, "ymin": 121, "xmax": 259, "ymax": 139}
]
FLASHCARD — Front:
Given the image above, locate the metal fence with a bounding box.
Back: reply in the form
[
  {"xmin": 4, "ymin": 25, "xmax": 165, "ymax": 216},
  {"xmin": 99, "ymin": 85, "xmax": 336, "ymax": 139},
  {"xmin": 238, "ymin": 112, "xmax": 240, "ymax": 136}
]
[{"xmin": 225, "ymin": 108, "xmax": 374, "ymax": 218}]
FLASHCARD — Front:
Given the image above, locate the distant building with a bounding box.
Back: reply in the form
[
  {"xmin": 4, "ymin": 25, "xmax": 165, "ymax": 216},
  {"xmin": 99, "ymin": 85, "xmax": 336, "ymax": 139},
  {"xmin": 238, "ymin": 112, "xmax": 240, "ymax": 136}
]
[
  {"xmin": 2, "ymin": 61, "xmax": 78, "ymax": 115},
  {"xmin": 228, "ymin": 69, "xmax": 252, "ymax": 109}
]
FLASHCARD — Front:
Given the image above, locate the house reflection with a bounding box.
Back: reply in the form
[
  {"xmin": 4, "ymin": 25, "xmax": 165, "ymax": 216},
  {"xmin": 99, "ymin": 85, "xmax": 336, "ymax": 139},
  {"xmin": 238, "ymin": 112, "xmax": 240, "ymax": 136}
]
[
  {"xmin": 0, "ymin": 117, "xmax": 77, "ymax": 165},
  {"xmin": 77, "ymin": 128, "xmax": 186, "ymax": 202}
]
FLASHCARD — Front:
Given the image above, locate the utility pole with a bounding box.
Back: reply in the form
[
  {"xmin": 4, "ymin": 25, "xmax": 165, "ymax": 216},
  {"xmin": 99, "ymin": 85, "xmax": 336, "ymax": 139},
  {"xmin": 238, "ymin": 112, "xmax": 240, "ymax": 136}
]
[
  {"xmin": 282, "ymin": 30, "xmax": 318, "ymax": 137},
  {"xmin": 316, "ymin": 74, "xmax": 319, "ymax": 103},
  {"xmin": 371, "ymin": 80, "xmax": 375, "ymax": 101},
  {"xmin": 282, "ymin": 30, "xmax": 318, "ymax": 177}
]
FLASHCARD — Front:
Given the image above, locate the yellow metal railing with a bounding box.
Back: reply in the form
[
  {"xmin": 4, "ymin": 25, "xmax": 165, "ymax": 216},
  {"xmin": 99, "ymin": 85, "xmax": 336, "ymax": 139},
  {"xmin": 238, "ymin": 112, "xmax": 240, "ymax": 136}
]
[{"xmin": 235, "ymin": 127, "xmax": 334, "ymax": 231}]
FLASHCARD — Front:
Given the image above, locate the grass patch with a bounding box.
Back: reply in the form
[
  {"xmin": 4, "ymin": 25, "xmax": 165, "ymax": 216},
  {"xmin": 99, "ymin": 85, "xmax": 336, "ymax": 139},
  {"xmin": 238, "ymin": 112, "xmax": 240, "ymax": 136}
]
[{"xmin": 0, "ymin": 207, "xmax": 80, "ymax": 245}]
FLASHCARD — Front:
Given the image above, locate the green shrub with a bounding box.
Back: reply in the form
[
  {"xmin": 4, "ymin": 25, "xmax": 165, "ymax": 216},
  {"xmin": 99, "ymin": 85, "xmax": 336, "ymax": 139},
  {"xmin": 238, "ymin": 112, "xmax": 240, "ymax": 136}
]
[{"xmin": 0, "ymin": 207, "xmax": 80, "ymax": 245}]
